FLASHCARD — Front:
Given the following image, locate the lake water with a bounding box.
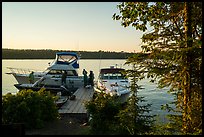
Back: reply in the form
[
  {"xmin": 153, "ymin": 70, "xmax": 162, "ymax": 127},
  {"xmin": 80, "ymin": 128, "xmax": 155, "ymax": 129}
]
[{"xmin": 2, "ymin": 59, "xmax": 176, "ymax": 122}]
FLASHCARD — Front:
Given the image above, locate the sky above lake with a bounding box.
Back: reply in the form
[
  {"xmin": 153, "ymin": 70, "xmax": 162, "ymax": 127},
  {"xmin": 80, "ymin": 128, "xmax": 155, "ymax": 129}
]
[{"xmin": 2, "ymin": 2, "xmax": 148, "ymax": 53}]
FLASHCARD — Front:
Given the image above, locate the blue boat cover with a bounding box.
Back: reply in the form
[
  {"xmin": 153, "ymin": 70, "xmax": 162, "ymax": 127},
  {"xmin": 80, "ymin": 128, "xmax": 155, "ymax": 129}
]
[
  {"xmin": 56, "ymin": 52, "xmax": 79, "ymax": 58},
  {"xmin": 55, "ymin": 52, "xmax": 79, "ymax": 68}
]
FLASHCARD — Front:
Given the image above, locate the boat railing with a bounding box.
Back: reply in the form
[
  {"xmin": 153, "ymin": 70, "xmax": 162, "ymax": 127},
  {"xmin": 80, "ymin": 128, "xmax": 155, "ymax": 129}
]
[{"xmin": 6, "ymin": 67, "xmax": 43, "ymax": 75}]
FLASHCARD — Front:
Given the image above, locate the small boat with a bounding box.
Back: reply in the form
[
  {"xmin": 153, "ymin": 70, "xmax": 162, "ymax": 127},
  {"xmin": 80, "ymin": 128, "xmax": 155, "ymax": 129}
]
[
  {"xmin": 54, "ymin": 93, "xmax": 69, "ymax": 108},
  {"xmin": 14, "ymin": 76, "xmax": 73, "ymax": 95},
  {"xmin": 94, "ymin": 66, "xmax": 130, "ymax": 103},
  {"xmin": 7, "ymin": 52, "xmax": 84, "ymax": 93}
]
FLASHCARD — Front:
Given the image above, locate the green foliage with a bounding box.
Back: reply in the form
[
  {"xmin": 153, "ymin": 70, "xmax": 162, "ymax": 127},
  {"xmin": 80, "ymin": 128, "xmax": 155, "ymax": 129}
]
[
  {"xmin": 116, "ymin": 59, "xmax": 155, "ymax": 135},
  {"xmin": 2, "ymin": 88, "xmax": 59, "ymax": 129},
  {"xmin": 146, "ymin": 114, "xmax": 182, "ymax": 135},
  {"xmin": 85, "ymin": 92, "xmax": 121, "ymax": 134},
  {"xmin": 85, "ymin": 59, "xmax": 155, "ymax": 135},
  {"xmin": 116, "ymin": 94, "xmax": 155, "ymax": 135},
  {"xmin": 113, "ymin": 2, "xmax": 202, "ymax": 135}
]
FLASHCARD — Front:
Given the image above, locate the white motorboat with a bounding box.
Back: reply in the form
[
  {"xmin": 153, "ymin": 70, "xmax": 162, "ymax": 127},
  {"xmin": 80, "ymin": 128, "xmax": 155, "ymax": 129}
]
[
  {"xmin": 94, "ymin": 66, "xmax": 130, "ymax": 103},
  {"xmin": 7, "ymin": 52, "xmax": 84, "ymax": 93}
]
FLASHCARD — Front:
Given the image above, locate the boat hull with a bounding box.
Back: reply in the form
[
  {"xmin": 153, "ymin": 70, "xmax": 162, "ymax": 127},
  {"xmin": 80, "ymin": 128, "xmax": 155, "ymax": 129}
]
[
  {"xmin": 94, "ymin": 87, "xmax": 130, "ymax": 103},
  {"xmin": 118, "ymin": 92, "xmax": 130, "ymax": 103},
  {"xmin": 13, "ymin": 74, "xmax": 84, "ymax": 91},
  {"xmin": 14, "ymin": 83, "xmax": 75, "ymax": 96},
  {"xmin": 13, "ymin": 74, "xmax": 40, "ymax": 84},
  {"xmin": 94, "ymin": 66, "xmax": 131, "ymax": 103}
]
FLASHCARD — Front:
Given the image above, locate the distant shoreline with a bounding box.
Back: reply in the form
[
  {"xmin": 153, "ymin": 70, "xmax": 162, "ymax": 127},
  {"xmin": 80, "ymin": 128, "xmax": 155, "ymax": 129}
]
[
  {"xmin": 2, "ymin": 58, "xmax": 127, "ymax": 60},
  {"xmin": 2, "ymin": 48, "xmax": 138, "ymax": 59}
]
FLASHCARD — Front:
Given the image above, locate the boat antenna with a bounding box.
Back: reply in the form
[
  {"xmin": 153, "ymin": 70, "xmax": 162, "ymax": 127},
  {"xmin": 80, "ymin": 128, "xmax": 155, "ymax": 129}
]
[{"xmin": 98, "ymin": 50, "xmax": 102, "ymax": 81}]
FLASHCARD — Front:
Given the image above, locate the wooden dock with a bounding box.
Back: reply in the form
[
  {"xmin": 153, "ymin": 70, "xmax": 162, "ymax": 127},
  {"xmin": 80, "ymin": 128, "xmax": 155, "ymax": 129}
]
[{"xmin": 58, "ymin": 87, "xmax": 94, "ymax": 115}]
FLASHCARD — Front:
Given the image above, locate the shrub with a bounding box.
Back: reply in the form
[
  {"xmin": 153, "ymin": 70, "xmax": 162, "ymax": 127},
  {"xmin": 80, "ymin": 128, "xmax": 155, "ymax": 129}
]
[
  {"xmin": 85, "ymin": 92, "xmax": 121, "ymax": 134},
  {"xmin": 2, "ymin": 88, "xmax": 59, "ymax": 129}
]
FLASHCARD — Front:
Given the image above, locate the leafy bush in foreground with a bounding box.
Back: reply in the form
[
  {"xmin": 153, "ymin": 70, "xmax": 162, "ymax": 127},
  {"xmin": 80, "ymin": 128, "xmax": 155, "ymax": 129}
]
[
  {"xmin": 85, "ymin": 92, "xmax": 121, "ymax": 135},
  {"xmin": 2, "ymin": 88, "xmax": 59, "ymax": 129}
]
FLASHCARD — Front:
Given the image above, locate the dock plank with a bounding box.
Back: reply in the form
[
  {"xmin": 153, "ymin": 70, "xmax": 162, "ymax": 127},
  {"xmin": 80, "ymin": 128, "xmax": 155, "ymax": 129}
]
[
  {"xmin": 67, "ymin": 88, "xmax": 84, "ymax": 113},
  {"xmin": 58, "ymin": 87, "xmax": 94, "ymax": 114},
  {"xmin": 78, "ymin": 89, "xmax": 93, "ymax": 113},
  {"xmin": 73, "ymin": 88, "xmax": 93, "ymax": 113},
  {"xmin": 72, "ymin": 87, "xmax": 93, "ymax": 113}
]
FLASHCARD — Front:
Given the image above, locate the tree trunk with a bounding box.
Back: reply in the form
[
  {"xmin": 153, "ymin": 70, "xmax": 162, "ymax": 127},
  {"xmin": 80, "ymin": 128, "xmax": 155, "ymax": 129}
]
[{"xmin": 183, "ymin": 2, "xmax": 193, "ymax": 134}]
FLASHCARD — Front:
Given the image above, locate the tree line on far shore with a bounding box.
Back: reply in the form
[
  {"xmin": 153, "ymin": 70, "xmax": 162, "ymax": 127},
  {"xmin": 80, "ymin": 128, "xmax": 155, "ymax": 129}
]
[{"xmin": 2, "ymin": 48, "xmax": 142, "ymax": 59}]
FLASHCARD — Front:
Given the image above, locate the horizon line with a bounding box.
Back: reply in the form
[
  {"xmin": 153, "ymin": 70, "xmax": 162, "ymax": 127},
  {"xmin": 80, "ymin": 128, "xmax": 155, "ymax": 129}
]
[{"xmin": 2, "ymin": 48, "xmax": 141, "ymax": 53}]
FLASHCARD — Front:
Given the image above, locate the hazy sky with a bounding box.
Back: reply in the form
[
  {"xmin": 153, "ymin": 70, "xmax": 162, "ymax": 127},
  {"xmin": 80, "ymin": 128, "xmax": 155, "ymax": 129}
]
[{"xmin": 2, "ymin": 2, "xmax": 146, "ymax": 53}]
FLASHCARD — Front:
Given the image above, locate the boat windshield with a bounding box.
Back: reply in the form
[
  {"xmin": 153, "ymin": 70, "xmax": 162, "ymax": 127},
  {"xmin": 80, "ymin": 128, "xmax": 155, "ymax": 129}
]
[
  {"xmin": 58, "ymin": 55, "xmax": 77, "ymax": 63},
  {"xmin": 100, "ymin": 72, "xmax": 125, "ymax": 79}
]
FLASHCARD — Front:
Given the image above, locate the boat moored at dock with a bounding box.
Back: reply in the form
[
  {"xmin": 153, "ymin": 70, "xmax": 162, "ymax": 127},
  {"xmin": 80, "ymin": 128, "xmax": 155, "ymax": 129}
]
[
  {"xmin": 7, "ymin": 52, "xmax": 84, "ymax": 93},
  {"xmin": 94, "ymin": 66, "xmax": 130, "ymax": 103}
]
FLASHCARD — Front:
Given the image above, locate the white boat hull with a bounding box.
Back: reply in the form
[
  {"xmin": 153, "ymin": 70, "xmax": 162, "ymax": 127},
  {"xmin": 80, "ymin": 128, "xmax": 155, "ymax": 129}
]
[
  {"xmin": 13, "ymin": 74, "xmax": 40, "ymax": 84},
  {"xmin": 118, "ymin": 92, "xmax": 130, "ymax": 103},
  {"xmin": 94, "ymin": 66, "xmax": 131, "ymax": 103},
  {"xmin": 94, "ymin": 87, "xmax": 130, "ymax": 103},
  {"xmin": 13, "ymin": 73, "xmax": 84, "ymax": 91}
]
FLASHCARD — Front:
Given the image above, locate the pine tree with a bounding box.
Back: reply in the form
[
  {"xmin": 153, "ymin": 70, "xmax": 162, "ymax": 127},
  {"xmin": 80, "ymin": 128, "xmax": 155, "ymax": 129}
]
[
  {"xmin": 116, "ymin": 55, "xmax": 155, "ymax": 135},
  {"xmin": 113, "ymin": 2, "xmax": 202, "ymax": 134}
]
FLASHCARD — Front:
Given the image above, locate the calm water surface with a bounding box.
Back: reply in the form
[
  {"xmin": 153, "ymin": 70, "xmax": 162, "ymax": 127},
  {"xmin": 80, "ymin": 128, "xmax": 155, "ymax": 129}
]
[{"xmin": 2, "ymin": 59, "xmax": 177, "ymax": 122}]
